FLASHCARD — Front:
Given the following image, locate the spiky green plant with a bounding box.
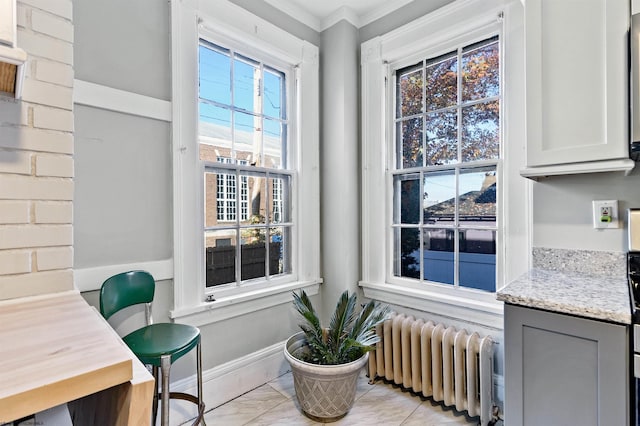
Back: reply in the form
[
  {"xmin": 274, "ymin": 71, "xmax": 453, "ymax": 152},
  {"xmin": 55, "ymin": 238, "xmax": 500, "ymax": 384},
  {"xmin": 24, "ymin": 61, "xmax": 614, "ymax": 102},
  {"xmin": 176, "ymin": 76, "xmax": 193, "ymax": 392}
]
[{"xmin": 291, "ymin": 290, "xmax": 390, "ymax": 365}]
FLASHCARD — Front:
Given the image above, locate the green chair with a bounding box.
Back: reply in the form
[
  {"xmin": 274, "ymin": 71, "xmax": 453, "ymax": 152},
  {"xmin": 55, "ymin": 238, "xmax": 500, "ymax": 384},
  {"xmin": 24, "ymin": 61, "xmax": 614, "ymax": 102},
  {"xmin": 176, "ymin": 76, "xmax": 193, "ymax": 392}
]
[{"xmin": 100, "ymin": 270, "xmax": 205, "ymax": 426}]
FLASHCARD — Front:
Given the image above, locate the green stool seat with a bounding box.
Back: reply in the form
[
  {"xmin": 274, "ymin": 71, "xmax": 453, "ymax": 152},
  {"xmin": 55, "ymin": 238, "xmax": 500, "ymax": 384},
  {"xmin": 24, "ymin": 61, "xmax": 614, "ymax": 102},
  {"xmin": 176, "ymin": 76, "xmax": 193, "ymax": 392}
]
[
  {"xmin": 123, "ymin": 323, "xmax": 200, "ymax": 366},
  {"xmin": 100, "ymin": 270, "xmax": 205, "ymax": 426}
]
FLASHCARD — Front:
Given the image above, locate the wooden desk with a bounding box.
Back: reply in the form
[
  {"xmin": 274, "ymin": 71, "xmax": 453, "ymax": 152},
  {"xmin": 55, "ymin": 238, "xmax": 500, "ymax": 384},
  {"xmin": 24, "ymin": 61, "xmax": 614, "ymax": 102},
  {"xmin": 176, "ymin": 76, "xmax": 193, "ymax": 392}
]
[{"xmin": 0, "ymin": 291, "xmax": 154, "ymax": 425}]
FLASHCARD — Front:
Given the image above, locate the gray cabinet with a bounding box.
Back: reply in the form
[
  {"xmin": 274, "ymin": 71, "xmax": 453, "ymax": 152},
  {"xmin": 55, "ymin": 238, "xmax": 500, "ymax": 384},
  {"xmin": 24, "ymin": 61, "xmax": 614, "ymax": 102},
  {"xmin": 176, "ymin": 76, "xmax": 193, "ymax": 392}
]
[{"xmin": 504, "ymin": 303, "xmax": 629, "ymax": 426}]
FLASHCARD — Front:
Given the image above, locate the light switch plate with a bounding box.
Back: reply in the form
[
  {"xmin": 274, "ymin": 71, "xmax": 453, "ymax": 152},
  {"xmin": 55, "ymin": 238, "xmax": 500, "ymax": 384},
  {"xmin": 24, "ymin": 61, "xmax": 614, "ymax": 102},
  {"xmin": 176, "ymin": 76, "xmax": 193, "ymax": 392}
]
[{"xmin": 593, "ymin": 200, "xmax": 619, "ymax": 229}]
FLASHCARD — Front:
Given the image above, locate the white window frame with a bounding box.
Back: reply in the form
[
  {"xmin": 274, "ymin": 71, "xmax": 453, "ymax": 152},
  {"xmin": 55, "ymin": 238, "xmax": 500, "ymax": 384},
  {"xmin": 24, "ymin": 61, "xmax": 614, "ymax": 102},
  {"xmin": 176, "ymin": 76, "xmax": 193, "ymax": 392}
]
[
  {"xmin": 170, "ymin": 0, "xmax": 321, "ymax": 326},
  {"xmin": 360, "ymin": 0, "xmax": 530, "ymax": 329}
]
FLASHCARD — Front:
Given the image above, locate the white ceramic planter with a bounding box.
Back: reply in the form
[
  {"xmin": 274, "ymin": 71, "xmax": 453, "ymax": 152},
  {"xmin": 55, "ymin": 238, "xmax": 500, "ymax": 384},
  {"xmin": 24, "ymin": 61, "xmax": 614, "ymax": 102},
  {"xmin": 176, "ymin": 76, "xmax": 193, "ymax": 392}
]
[{"xmin": 283, "ymin": 331, "xmax": 369, "ymax": 422}]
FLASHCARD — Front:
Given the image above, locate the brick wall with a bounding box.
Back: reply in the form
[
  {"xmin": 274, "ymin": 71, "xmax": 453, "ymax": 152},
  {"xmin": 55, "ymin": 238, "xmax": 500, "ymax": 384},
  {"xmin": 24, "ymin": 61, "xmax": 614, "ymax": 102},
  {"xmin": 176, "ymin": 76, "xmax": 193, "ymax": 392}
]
[{"xmin": 0, "ymin": 0, "xmax": 73, "ymax": 300}]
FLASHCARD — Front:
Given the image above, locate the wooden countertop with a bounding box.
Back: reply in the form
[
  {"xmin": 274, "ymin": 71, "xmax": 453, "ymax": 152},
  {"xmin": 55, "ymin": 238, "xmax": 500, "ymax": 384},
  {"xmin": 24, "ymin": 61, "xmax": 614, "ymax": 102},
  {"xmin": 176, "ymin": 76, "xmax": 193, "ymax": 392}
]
[{"xmin": 0, "ymin": 291, "xmax": 135, "ymax": 423}]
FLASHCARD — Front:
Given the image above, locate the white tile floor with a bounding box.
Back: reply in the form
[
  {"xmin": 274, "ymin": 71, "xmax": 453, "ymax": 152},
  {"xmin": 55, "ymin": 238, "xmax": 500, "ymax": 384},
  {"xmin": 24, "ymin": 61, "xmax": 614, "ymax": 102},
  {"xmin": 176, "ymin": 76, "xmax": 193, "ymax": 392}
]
[{"xmin": 196, "ymin": 371, "xmax": 480, "ymax": 426}]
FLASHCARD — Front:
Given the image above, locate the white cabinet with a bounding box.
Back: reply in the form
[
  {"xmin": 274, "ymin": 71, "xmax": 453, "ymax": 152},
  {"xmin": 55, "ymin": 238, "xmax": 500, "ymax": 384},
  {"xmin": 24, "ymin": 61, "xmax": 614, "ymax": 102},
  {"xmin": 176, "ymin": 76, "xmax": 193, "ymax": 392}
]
[
  {"xmin": 0, "ymin": 0, "xmax": 15, "ymax": 47},
  {"xmin": 521, "ymin": 0, "xmax": 635, "ymax": 178}
]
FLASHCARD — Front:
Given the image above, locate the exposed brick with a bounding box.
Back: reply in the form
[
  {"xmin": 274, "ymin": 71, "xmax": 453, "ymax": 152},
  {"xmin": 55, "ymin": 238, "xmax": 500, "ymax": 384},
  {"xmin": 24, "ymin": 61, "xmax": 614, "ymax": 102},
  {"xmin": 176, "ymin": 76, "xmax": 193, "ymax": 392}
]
[
  {"xmin": 21, "ymin": 78, "xmax": 73, "ymax": 110},
  {"xmin": 0, "ymin": 175, "xmax": 73, "ymax": 200},
  {"xmin": 16, "ymin": 5, "xmax": 29, "ymax": 29},
  {"xmin": 34, "ymin": 201, "xmax": 72, "ymax": 223},
  {"xmin": 17, "ymin": 31, "xmax": 73, "ymax": 65},
  {"xmin": 0, "ymin": 201, "xmax": 30, "ymax": 223},
  {"xmin": 35, "ymin": 154, "xmax": 73, "ymax": 177},
  {"xmin": 0, "ymin": 224, "xmax": 72, "ymax": 249},
  {"xmin": 34, "ymin": 60, "xmax": 73, "ymax": 87},
  {"xmin": 0, "ymin": 269, "xmax": 73, "ymax": 300},
  {"xmin": 17, "ymin": 0, "xmax": 72, "ymax": 21},
  {"xmin": 32, "ymin": 10, "xmax": 73, "ymax": 42},
  {"xmin": 36, "ymin": 246, "xmax": 72, "ymax": 270},
  {"xmin": 0, "ymin": 127, "xmax": 73, "ymax": 154},
  {"xmin": 0, "ymin": 150, "xmax": 31, "ymax": 175},
  {"xmin": 0, "ymin": 250, "xmax": 31, "ymax": 274},
  {"xmin": 33, "ymin": 105, "xmax": 73, "ymax": 131},
  {"xmin": 0, "ymin": 97, "xmax": 29, "ymax": 125}
]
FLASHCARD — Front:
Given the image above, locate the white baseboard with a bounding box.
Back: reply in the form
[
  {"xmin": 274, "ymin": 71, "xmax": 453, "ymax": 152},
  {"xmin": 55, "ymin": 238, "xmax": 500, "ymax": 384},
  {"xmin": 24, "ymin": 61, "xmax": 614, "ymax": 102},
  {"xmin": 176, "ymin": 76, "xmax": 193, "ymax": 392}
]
[{"xmin": 172, "ymin": 339, "xmax": 290, "ymax": 410}]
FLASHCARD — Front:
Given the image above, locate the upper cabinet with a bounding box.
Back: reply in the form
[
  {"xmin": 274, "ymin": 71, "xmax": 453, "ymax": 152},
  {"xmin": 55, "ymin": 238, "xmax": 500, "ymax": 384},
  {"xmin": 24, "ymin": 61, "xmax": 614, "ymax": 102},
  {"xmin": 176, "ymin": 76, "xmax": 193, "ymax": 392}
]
[
  {"xmin": 0, "ymin": 0, "xmax": 26, "ymax": 98},
  {"xmin": 0, "ymin": 0, "xmax": 15, "ymax": 47},
  {"xmin": 521, "ymin": 0, "xmax": 635, "ymax": 179}
]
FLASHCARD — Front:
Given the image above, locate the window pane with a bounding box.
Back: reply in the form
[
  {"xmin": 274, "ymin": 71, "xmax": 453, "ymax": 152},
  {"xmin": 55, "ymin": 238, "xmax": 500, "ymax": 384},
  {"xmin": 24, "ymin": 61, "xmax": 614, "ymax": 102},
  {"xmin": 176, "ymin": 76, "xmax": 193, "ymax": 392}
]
[
  {"xmin": 462, "ymin": 38, "xmax": 499, "ymax": 102},
  {"xmin": 269, "ymin": 175, "xmax": 289, "ymax": 223},
  {"xmin": 425, "ymin": 110, "xmax": 457, "ymax": 166},
  {"xmin": 205, "ymin": 229, "xmax": 237, "ymax": 287},
  {"xmin": 263, "ymin": 118, "xmax": 283, "ymax": 169},
  {"xmin": 234, "ymin": 55, "xmax": 260, "ymax": 113},
  {"xmin": 397, "ymin": 65, "xmax": 423, "ymax": 117},
  {"xmin": 397, "ymin": 117, "xmax": 423, "ymax": 169},
  {"xmin": 394, "ymin": 174, "xmax": 420, "ymax": 225},
  {"xmin": 459, "ymin": 229, "xmax": 496, "ymax": 291},
  {"xmin": 234, "ymin": 111, "xmax": 261, "ymax": 164},
  {"xmin": 423, "ymin": 228, "xmax": 454, "ymax": 285},
  {"xmin": 199, "ymin": 43, "xmax": 230, "ymax": 105},
  {"xmin": 244, "ymin": 173, "xmax": 265, "ymax": 223},
  {"xmin": 279, "ymin": 226, "xmax": 292, "ymax": 275},
  {"xmin": 461, "ymin": 100, "xmax": 499, "ymax": 162},
  {"xmin": 394, "ymin": 227, "xmax": 420, "ymax": 279},
  {"xmin": 459, "ymin": 167, "xmax": 496, "ymax": 224},
  {"xmin": 240, "ymin": 233, "xmax": 266, "ymax": 281},
  {"xmin": 199, "ymin": 103, "xmax": 231, "ymax": 162},
  {"xmin": 426, "ymin": 52, "xmax": 457, "ymax": 111},
  {"xmin": 269, "ymin": 226, "xmax": 285, "ymax": 276},
  {"xmin": 209, "ymin": 168, "xmax": 238, "ymax": 223},
  {"xmin": 264, "ymin": 68, "xmax": 284, "ymax": 119},
  {"xmin": 423, "ymin": 171, "xmax": 455, "ymax": 225}
]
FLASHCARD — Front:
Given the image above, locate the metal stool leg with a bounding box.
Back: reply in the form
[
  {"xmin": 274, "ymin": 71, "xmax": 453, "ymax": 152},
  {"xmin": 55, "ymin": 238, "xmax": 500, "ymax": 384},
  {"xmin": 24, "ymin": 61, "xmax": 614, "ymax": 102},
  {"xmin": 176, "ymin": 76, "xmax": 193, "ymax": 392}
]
[
  {"xmin": 152, "ymin": 365, "xmax": 159, "ymax": 426},
  {"xmin": 197, "ymin": 341, "xmax": 206, "ymax": 425},
  {"xmin": 160, "ymin": 355, "xmax": 171, "ymax": 426}
]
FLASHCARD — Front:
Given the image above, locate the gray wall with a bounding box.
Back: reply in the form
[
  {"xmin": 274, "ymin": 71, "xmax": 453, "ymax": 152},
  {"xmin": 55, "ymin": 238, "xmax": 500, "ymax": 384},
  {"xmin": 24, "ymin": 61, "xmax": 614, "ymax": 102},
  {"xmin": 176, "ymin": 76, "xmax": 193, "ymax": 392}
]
[
  {"xmin": 319, "ymin": 20, "xmax": 361, "ymax": 321},
  {"xmin": 74, "ymin": 106, "xmax": 172, "ymax": 267},
  {"xmin": 532, "ymin": 169, "xmax": 640, "ymax": 252},
  {"xmin": 73, "ymin": 0, "xmax": 171, "ymax": 100}
]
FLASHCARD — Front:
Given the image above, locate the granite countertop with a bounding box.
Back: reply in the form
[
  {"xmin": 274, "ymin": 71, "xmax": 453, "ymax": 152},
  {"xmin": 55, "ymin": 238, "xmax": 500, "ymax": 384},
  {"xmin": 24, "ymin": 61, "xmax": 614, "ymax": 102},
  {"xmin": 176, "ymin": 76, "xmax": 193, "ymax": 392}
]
[{"xmin": 497, "ymin": 268, "xmax": 631, "ymax": 324}]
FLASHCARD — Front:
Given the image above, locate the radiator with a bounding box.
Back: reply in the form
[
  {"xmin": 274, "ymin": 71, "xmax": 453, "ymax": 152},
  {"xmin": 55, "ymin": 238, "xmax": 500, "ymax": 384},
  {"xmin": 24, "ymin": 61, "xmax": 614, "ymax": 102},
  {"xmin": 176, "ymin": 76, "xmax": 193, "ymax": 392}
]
[{"xmin": 368, "ymin": 313, "xmax": 494, "ymax": 426}]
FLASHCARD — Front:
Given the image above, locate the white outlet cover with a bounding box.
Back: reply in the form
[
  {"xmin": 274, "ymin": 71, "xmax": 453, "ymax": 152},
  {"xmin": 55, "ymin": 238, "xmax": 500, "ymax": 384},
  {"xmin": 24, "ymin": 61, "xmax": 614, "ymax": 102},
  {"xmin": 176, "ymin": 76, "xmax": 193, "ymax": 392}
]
[{"xmin": 592, "ymin": 200, "xmax": 619, "ymax": 229}]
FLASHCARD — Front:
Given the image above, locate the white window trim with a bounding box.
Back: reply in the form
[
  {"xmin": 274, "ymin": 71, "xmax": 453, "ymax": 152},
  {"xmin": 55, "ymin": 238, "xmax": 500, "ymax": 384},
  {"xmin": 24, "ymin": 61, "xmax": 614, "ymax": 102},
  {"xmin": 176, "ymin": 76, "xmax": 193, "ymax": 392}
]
[
  {"xmin": 360, "ymin": 0, "xmax": 530, "ymax": 330},
  {"xmin": 171, "ymin": 0, "xmax": 320, "ymax": 323}
]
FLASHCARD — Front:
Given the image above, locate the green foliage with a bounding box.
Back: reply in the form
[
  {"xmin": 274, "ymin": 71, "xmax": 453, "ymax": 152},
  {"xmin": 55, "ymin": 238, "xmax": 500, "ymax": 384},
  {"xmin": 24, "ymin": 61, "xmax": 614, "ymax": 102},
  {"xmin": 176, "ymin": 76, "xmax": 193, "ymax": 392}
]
[{"xmin": 291, "ymin": 290, "xmax": 390, "ymax": 365}]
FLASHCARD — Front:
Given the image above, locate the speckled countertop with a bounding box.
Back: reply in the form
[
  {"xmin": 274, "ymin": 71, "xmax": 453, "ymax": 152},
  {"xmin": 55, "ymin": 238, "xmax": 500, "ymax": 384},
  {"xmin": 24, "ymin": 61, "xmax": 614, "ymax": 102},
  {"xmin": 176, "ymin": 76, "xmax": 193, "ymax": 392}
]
[{"xmin": 497, "ymin": 248, "xmax": 631, "ymax": 324}]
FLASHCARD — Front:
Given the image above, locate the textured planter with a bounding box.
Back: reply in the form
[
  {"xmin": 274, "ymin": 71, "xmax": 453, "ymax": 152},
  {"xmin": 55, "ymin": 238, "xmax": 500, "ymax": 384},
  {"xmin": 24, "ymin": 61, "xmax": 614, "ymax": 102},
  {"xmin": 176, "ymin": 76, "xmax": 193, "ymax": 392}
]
[{"xmin": 283, "ymin": 332, "xmax": 369, "ymax": 422}]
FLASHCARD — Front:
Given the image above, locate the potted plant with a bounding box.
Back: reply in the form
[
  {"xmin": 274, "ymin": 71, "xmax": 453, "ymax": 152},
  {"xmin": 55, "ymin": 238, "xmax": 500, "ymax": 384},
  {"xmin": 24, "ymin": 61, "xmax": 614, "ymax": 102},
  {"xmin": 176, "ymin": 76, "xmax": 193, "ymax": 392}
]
[{"xmin": 284, "ymin": 289, "xmax": 390, "ymax": 422}]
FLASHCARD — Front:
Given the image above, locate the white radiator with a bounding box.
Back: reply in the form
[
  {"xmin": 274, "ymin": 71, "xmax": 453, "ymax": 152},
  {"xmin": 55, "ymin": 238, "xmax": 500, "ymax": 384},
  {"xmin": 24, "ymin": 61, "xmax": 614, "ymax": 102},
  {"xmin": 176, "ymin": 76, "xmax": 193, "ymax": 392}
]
[{"xmin": 368, "ymin": 313, "xmax": 494, "ymax": 426}]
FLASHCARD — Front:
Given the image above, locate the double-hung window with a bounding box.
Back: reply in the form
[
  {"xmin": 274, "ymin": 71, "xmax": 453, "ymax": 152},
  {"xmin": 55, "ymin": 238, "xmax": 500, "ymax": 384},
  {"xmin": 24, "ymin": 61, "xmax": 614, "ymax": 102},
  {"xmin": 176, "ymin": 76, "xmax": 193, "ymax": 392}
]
[
  {"xmin": 171, "ymin": 0, "xmax": 320, "ymax": 320},
  {"xmin": 199, "ymin": 41, "xmax": 291, "ymax": 288},
  {"xmin": 394, "ymin": 36, "xmax": 500, "ymax": 292},
  {"xmin": 360, "ymin": 0, "xmax": 528, "ymax": 327}
]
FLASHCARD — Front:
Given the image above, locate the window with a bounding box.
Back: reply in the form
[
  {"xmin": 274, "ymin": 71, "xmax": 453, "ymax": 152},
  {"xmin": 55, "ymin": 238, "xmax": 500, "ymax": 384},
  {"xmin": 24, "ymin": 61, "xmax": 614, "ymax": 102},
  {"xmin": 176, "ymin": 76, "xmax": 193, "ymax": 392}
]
[
  {"xmin": 360, "ymin": 0, "xmax": 528, "ymax": 328},
  {"xmin": 171, "ymin": 0, "xmax": 320, "ymax": 321},
  {"xmin": 199, "ymin": 40, "xmax": 293, "ymax": 288},
  {"xmin": 393, "ymin": 37, "xmax": 500, "ymax": 292}
]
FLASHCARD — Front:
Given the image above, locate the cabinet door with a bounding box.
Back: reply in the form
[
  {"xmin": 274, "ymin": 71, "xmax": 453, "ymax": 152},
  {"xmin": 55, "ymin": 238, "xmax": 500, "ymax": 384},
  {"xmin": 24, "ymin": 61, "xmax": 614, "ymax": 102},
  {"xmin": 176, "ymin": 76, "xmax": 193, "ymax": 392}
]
[
  {"xmin": 504, "ymin": 304, "xmax": 629, "ymax": 426},
  {"xmin": 0, "ymin": 0, "xmax": 15, "ymax": 47},
  {"xmin": 525, "ymin": 0, "xmax": 629, "ymax": 167}
]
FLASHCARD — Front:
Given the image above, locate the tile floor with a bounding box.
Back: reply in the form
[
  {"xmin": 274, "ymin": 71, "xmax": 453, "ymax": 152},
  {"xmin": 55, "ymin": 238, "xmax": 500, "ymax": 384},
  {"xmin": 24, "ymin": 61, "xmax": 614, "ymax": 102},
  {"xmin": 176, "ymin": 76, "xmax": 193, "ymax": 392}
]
[{"xmin": 196, "ymin": 371, "xmax": 481, "ymax": 426}]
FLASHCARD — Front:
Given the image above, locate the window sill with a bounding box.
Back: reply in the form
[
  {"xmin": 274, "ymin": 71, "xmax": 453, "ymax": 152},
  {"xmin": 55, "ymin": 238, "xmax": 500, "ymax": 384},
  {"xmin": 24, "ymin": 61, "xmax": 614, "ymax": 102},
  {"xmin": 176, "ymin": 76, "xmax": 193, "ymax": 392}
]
[
  {"xmin": 359, "ymin": 280, "xmax": 504, "ymax": 329},
  {"xmin": 170, "ymin": 279, "xmax": 322, "ymax": 327}
]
